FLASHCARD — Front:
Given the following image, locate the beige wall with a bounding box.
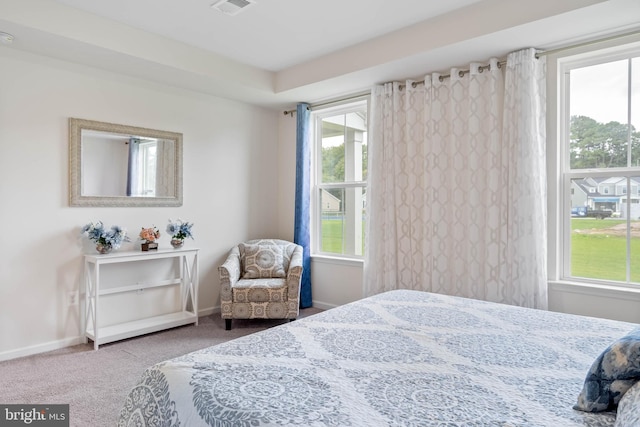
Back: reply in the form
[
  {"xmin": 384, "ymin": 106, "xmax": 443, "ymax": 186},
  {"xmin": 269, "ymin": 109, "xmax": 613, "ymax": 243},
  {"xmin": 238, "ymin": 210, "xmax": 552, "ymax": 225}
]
[{"xmin": 0, "ymin": 48, "xmax": 281, "ymax": 360}]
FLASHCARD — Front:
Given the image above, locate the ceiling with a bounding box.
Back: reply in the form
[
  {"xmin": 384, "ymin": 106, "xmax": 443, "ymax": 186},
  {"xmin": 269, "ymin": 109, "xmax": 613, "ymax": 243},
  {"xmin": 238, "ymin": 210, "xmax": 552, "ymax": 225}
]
[
  {"xmin": 1, "ymin": 0, "xmax": 639, "ymax": 110},
  {"xmin": 50, "ymin": 0, "xmax": 486, "ymax": 72}
]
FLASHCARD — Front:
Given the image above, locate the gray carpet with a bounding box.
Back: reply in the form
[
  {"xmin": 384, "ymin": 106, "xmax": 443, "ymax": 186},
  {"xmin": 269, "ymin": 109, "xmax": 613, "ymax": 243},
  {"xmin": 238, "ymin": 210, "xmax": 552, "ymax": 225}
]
[{"xmin": 0, "ymin": 308, "xmax": 322, "ymax": 427}]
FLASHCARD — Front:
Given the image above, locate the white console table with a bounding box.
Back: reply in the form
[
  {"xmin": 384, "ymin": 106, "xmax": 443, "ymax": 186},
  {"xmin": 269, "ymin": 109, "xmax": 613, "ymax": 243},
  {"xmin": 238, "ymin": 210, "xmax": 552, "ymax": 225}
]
[{"xmin": 83, "ymin": 247, "xmax": 199, "ymax": 350}]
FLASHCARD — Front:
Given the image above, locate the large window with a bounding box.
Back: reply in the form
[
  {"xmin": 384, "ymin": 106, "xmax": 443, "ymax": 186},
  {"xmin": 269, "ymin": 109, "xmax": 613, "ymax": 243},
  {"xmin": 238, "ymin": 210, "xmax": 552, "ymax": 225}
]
[
  {"xmin": 560, "ymin": 45, "xmax": 640, "ymax": 285},
  {"xmin": 312, "ymin": 100, "xmax": 368, "ymax": 258}
]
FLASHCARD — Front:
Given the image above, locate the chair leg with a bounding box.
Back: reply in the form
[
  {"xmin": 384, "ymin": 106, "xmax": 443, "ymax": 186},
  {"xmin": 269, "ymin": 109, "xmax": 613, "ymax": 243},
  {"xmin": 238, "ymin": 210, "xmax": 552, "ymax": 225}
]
[{"xmin": 225, "ymin": 319, "xmax": 232, "ymax": 330}]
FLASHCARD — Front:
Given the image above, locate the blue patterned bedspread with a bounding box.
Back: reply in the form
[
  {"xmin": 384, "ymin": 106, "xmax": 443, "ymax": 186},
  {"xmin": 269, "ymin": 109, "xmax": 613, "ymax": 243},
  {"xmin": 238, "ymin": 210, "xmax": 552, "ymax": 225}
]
[{"xmin": 117, "ymin": 290, "xmax": 636, "ymax": 426}]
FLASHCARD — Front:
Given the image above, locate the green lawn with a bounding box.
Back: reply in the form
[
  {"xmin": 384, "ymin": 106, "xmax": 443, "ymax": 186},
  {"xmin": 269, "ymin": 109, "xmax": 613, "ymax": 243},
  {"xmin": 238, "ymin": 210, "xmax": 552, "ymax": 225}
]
[
  {"xmin": 322, "ymin": 216, "xmax": 640, "ymax": 283},
  {"xmin": 321, "ymin": 218, "xmax": 365, "ymax": 255},
  {"xmin": 571, "ymin": 218, "xmax": 640, "ymax": 282},
  {"xmin": 321, "ymin": 218, "xmax": 344, "ymax": 253}
]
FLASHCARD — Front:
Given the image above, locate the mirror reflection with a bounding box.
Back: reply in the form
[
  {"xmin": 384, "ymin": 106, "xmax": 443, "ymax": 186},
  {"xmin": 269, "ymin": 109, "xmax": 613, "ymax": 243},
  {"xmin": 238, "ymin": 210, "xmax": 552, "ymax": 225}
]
[
  {"xmin": 82, "ymin": 130, "xmax": 175, "ymax": 197},
  {"xmin": 69, "ymin": 118, "xmax": 183, "ymax": 207}
]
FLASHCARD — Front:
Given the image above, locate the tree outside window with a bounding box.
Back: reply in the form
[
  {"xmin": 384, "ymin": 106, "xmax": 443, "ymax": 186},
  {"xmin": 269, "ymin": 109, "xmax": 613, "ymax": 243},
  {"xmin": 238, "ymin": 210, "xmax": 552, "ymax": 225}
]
[{"xmin": 313, "ymin": 101, "xmax": 368, "ymax": 257}]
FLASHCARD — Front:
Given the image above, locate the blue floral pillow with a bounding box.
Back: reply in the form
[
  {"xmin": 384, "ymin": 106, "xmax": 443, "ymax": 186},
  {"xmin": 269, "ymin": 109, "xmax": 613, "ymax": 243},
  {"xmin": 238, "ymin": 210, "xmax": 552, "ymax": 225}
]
[{"xmin": 574, "ymin": 327, "xmax": 640, "ymax": 412}]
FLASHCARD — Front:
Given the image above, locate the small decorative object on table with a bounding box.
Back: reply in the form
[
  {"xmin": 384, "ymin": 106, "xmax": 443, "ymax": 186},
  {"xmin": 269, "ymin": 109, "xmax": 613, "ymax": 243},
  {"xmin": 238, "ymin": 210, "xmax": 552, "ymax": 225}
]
[
  {"xmin": 139, "ymin": 226, "xmax": 160, "ymax": 251},
  {"xmin": 167, "ymin": 218, "xmax": 194, "ymax": 249},
  {"xmin": 81, "ymin": 221, "xmax": 130, "ymax": 254}
]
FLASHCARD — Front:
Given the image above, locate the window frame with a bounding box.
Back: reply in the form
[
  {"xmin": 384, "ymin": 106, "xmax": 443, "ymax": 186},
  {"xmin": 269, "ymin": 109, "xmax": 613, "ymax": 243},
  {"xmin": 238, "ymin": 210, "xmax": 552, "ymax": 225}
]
[
  {"xmin": 310, "ymin": 97, "xmax": 369, "ymax": 260},
  {"xmin": 557, "ymin": 41, "xmax": 640, "ymax": 288},
  {"xmin": 138, "ymin": 140, "xmax": 157, "ymax": 197}
]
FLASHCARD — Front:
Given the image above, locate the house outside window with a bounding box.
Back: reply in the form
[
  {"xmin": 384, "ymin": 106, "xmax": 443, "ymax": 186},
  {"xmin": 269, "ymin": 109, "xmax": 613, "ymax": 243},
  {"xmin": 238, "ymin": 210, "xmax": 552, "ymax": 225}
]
[
  {"xmin": 560, "ymin": 44, "xmax": 640, "ymax": 285},
  {"xmin": 311, "ymin": 99, "xmax": 368, "ymax": 258}
]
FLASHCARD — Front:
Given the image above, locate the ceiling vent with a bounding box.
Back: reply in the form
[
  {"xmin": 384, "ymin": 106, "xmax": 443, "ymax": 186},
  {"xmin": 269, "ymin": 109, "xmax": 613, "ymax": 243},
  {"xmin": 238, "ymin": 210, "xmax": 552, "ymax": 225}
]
[{"xmin": 211, "ymin": 0, "xmax": 255, "ymax": 16}]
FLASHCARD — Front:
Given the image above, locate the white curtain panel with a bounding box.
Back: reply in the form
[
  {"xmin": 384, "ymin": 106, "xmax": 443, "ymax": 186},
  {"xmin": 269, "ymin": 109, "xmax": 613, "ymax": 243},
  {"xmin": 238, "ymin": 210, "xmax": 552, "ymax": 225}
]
[{"xmin": 364, "ymin": 48, "xmax": 547, "ymax": 309}]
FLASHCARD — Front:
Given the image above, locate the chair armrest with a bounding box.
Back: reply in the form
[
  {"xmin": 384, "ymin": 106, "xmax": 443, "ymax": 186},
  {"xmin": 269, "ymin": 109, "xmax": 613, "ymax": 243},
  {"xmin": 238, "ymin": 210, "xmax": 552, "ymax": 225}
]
[
  {"xmin": 218, "ymin": 248, "xmax": 241, "ymax": 304},
  {"xmin": 289, "ymin": 244, "xmax": 303, "ymax": 270},
  {"xmin": 286, "ymin": 244, "xmax": 304, "ymax": 301}
]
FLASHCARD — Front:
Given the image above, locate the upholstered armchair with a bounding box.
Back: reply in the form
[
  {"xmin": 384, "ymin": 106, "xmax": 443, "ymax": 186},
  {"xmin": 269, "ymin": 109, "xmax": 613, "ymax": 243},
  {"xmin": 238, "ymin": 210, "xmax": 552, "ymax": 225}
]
[{"xmin": 218, "ymin": 239, "xmax": 303, "ymax": 330}]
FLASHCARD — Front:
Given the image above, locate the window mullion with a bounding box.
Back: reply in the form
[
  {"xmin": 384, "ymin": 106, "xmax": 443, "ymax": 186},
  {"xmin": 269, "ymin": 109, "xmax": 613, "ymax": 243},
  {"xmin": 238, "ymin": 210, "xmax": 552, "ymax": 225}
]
[
  {"xmin": 626, "ymin": 176, "xmax": 632, "ymax": 282},
  {"xmin": 626, "ymin": 59, "xmax": 632, "ymax": 282}
]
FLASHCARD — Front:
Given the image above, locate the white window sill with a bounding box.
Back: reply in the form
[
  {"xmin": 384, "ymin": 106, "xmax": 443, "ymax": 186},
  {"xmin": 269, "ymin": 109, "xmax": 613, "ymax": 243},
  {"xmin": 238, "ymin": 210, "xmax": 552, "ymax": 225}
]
[
  {"xmin": 549, "ymin": 280, "xmax": 640, "ymax": 301},
  {"xmin": 311, "ymin": 254, "xmax": 364, "ymax": 267}
]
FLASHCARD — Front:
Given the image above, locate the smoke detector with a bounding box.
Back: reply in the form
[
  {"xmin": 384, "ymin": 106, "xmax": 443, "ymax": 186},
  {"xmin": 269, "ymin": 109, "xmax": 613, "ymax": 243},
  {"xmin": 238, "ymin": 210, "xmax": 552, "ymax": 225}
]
[
  {"xmin": 211, "ymin": 0, "xmax": 256, "ymax": 16},
  {"xmin": 0, "ymin": 32, "xmax": 14, "ymax": 44}
]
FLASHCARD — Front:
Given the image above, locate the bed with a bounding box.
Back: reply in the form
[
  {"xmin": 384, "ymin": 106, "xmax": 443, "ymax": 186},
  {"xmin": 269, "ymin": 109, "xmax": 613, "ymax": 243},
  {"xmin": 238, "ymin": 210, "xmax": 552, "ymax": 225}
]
[{"xmin": 117, "ymin": 289, "xmax": 639, "ymax": 426}]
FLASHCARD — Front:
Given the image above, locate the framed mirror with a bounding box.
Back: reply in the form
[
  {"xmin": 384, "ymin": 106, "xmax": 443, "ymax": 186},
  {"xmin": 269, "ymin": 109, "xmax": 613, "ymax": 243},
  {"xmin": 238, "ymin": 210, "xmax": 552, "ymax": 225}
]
[{"xmin": 69, "ymin": 118, "xmax": 183, "ymax": 207}]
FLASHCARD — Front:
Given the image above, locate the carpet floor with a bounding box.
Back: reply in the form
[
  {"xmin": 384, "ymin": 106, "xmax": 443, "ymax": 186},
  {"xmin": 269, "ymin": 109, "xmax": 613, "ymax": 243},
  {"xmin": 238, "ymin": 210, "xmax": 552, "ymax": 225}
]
[{"xmin": 0, "ymin": 308, "xmax": 322, "ymax": 426}]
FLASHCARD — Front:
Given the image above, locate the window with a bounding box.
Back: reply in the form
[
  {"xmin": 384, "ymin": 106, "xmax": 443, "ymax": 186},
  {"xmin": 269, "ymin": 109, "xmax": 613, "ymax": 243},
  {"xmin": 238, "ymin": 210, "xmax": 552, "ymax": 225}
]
[
  {"xmin": 311, "ymin": 100, "xmax": 368, "ymax": 258},
  {"xmin": 560, "ymin": 44, "xmax": 640, "ymax": 285},
  {"xmin": 138, "ymin": 141, "xmax": 157, "ymax": 197}
]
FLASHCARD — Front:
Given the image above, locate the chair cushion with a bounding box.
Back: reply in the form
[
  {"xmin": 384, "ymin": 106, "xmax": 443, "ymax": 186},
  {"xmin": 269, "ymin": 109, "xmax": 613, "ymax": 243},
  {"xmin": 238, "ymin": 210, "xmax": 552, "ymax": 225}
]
[
  {"xmin": 241, "ymin": 244, "xmax": 286, "ymax": 279},
  {"xmin": 233, "ymin": 278, "xmax": 287, "ymax": 303}
]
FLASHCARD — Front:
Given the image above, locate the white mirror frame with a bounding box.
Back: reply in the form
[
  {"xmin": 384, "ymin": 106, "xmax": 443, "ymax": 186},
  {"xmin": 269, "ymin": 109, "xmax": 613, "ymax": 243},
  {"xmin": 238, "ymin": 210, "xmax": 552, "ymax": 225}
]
[{"xmin": 69, "ymin": 118, "xmax": 183, "ymax": 207}]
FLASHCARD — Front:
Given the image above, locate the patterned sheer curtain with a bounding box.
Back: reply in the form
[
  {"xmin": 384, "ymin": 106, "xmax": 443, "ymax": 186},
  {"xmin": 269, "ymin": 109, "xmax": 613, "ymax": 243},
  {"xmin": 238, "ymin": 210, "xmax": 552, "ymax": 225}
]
[{"xmin": 363, "ymin": 48, "xmax": 547, "ymax": 309}]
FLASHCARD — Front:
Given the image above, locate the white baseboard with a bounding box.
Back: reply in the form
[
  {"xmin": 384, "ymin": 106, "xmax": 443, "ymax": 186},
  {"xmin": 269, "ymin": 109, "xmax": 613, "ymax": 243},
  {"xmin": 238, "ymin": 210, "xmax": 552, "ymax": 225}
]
[
  {"xmin": 0, "ymin": 336, "xmax": 84, "ymax": 362},
  {"xmin": 1, "ymin": 306, "xmax": 220, "ymax": 362},
  {"xmin": 199, "ymin": 306, "xmax": 218, "ymax": 316},
  {"xmin": 310, "ymin": 300, "xmax": 338, "ymax": 311}
]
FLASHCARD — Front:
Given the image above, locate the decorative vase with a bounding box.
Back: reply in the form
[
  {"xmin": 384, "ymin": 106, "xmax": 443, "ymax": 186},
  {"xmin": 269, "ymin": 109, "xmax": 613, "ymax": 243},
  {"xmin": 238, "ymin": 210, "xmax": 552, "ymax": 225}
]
[
  {"xmin": 96, "ymin": 243, "xmax": 113, "ymax": 254},
  {"xmin": 141, "ymin": 241, "xmax": 158, "ymax": 251},
  {"xmin": 170, "ymin": 238, "xmax": 184, "ymax": 249}
]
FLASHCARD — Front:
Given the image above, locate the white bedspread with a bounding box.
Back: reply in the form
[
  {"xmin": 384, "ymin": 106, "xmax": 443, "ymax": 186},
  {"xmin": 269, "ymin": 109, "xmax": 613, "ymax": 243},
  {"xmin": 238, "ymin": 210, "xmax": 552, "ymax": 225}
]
[{"xmin": 118, "ymin": 290, "xmax": 635, "ymax": 426}]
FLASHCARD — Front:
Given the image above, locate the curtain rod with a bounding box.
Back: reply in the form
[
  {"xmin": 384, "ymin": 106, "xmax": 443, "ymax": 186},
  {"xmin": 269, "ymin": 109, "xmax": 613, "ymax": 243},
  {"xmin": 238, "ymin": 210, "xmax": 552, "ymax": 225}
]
[
  {"xmin": 406, "ymin": 30, "xmax": 640, "ymax": 84},
  {"xmin": 535, "ymin": 29, "xmax": 640, "ymax": 59},
  {"xmin": 408, "ymin": 30, "xmax": 640, "ymax": 86},
  {"xmin": 283, "ymin": 91, "xmax": 370, "ymax": 116},
  {"xmin": 399, "ymin": 59, "xmax": 507, "ymax": 89},
  {"xmin": 284, "ymin": 29, "xmax": 640, "ymax": 116}
]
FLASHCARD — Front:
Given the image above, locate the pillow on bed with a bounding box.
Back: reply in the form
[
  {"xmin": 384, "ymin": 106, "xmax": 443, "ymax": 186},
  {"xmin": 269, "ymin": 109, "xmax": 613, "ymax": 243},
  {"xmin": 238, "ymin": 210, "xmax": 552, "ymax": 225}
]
[
  {"xmin": 615, "ymin": 380, "xmax": 640, "ymax": 427},
  {"xmin": 574, "ymin": 327, "xmax": 640, "ymax": 412},
  {"xmin": 241, "ymin": 244, "xmax": 286, "ymax": 279}
]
